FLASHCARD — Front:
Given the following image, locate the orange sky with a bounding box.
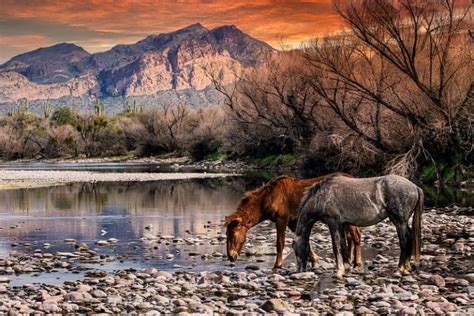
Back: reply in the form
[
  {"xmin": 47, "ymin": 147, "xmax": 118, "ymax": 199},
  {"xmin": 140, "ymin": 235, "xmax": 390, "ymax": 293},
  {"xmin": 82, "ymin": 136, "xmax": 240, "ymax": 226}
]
[{"xmin": 0, "ymin": 0, "xmax": 343, "ymax": 63}]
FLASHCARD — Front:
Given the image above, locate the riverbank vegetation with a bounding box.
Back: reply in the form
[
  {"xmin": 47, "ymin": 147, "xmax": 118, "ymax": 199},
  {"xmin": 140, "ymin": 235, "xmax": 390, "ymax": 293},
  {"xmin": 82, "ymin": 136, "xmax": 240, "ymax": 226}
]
[{"xmin": 0, "ymin": 0, "xmax": 472, "ymax": 185}]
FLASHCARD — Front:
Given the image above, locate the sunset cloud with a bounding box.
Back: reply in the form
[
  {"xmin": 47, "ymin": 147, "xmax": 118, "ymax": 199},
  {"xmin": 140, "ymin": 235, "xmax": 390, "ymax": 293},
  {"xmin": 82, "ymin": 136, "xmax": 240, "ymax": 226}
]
[{"xmin": 0, "ymin": 0, "xmax": 344, "ymax": 63}]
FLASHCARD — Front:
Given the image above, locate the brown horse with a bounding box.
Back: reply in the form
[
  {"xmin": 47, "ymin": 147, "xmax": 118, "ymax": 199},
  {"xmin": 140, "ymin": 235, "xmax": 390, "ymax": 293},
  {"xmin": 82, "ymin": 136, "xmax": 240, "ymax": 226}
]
[{"xmin": 225, "ymin": 173, "xmax": 362, "ymax": 269}]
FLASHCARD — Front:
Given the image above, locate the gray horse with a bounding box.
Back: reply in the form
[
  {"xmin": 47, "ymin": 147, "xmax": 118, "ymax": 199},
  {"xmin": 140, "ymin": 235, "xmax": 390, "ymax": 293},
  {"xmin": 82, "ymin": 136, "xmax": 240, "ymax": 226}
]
[{"xmin": 292, "ymin": 174, "xmax": 423, "ymax": 278}]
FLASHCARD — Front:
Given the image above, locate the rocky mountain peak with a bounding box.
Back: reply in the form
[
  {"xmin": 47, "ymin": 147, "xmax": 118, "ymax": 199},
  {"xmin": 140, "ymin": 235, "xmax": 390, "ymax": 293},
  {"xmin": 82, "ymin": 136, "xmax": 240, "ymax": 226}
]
[
  {"xmin": 0, "ymin": 42, "xmax": 90, "ymax": 84},
  {"xmin": 0, "ymin": 24, "xmax": 275, "ymax": 107}
]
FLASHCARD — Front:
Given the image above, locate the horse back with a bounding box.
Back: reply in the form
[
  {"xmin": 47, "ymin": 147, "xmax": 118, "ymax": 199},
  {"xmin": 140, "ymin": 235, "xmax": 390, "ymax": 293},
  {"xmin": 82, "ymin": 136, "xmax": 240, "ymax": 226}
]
[
  {"xmin": 313, "ymin": 175, "xmax": 420, "ymax": 225},
  {"xmin": 262, "ymin": 176, "xmax": 303, "ymax": 223}
]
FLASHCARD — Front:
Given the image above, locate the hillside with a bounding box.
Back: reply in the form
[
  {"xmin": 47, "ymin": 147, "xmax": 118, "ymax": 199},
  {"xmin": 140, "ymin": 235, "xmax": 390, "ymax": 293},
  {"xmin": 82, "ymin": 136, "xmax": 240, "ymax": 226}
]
[{"xmin": 0, "ymin": 23, "xmax": 274, "ymax": 111}]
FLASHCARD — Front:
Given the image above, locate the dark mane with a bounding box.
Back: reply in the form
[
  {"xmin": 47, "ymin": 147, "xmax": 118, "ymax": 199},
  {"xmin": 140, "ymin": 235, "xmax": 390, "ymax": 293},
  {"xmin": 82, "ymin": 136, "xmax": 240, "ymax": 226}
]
[
  {"xmin": 244, "ymin": 175, "xmax": 292, "ymax": 199},
  {"xmin": 308, "ymin": 173, "xmax": 339, "ymax": 196},
  {"xmin": 298, "ymin": 174, "xmax": 340, "ymax": 214}
]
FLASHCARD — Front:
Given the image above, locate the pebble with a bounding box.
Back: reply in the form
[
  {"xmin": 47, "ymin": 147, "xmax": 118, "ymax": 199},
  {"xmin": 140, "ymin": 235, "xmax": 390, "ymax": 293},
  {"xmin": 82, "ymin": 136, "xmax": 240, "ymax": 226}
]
[
  {"xmin": 96, "ymin": 240, "xmax": 108, "ymax": 246},
  {"xmin": 291, "ymin": 272, "xmax": 315, "ymax": 280},
  {"xmin": 429, "ymin": 275, "xmax": 446, "ymax": 287},
  {"xmin": 245, "ymin": 264, "xmax": 259, "ymax": 271},
  {"xmin": 0, "ymin": 277, "xmax": 10, "ymax": 283},
  {"xmin": 107, "ymin": 295, "xmax": 122, "ymax": 305}
]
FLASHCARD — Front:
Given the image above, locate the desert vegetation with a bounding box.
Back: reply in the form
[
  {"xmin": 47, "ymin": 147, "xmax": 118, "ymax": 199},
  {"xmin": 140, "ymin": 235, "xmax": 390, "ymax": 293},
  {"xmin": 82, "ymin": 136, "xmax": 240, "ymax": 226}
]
[
  {"xmin": 0, "ymin": 0, "xmax": 472, "ymax": 185},
  {"xmin": 0, "ymin": 103, "xmax": 227, "ymax": 162}
]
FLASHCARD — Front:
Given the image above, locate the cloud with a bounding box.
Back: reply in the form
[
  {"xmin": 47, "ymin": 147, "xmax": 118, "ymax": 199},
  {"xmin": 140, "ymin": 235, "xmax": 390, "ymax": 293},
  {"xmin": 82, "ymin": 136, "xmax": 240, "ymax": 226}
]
[
  {"xmin": 0, "ymin": 34, "xmax": 53, "ymax": 62},
  {"xmin": 0, "ymin": 0, "xmax": 343, "ymax": 62}
]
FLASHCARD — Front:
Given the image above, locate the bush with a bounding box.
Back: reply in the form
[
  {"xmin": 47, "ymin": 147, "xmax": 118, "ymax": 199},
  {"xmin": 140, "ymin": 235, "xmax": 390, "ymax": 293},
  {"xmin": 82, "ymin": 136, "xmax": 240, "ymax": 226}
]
[
  {"xmin": 51, "ymin": 107, "xmax": 79, "ymax": 126},
  {"xmin": 190, "ymin": 138, "xmax": 221, "ymax": 161}
]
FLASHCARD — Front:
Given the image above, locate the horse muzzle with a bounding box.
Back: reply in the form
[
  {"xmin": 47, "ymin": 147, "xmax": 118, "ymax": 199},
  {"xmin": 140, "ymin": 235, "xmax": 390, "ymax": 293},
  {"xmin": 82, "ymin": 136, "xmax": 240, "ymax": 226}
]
[{"xmin": 227, "ymin": 251, "xmax": 239, "ymax": 262}]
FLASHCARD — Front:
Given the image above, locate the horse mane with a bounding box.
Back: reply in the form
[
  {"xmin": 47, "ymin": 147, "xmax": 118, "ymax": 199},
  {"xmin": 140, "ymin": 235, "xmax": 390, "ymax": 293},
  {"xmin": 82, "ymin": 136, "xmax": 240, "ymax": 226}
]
[
  {"xmin": 226, "ymin": 175, "xmax": 293, "ymax": 226},
  {"xmin": 298, "ymin": 173, "xmax": 340, "ymax": 214},
  {"xmin": 244, "ymin": 175, "xmax": 292, "ymax": 199}
]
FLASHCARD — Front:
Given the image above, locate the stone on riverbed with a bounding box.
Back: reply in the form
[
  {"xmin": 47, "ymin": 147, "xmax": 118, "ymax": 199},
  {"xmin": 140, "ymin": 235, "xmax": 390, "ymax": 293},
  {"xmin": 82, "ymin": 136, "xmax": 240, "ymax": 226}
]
[
  {"xmin": 0, "ymin": 277, "xmax": 10, "ymax": 283},
  {"xmin": 260, "ymin": 298, "xmax": 293, "ymax": 313},
  {"xmin": 429, "ymin": 275, "xmax": 446, "ymax": 287},
  {"xmin": 291, "ymin": 272, "xmax": 315, "ymax": 280},
  {"xmin": 464, "ymin": 273, "xmax": 474, "ymax": 283},
  {"xmin": 107, "ymin": 295, "xmax": 123, "ymax": 305}
]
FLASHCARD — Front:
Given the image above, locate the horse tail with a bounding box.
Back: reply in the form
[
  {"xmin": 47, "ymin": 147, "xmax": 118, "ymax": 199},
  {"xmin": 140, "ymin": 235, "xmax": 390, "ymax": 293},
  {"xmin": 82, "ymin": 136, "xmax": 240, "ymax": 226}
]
[{"xmin": 412, "ymin": 186, "xmax": 424, "ymax": 266}]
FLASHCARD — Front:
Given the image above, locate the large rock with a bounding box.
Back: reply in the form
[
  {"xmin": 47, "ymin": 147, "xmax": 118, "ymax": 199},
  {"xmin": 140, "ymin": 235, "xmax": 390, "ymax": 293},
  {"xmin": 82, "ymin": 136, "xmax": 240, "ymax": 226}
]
[{"xmin": 260, "ymin": 298, "xmax": 292, "ymax": 313}]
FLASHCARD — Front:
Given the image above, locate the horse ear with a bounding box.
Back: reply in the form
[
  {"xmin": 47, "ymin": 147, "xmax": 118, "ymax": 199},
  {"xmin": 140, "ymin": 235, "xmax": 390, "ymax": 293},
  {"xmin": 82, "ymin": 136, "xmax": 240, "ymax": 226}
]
[{"xmin": 225, "ymin": 216, "xmax": 242, "ymax": 227}]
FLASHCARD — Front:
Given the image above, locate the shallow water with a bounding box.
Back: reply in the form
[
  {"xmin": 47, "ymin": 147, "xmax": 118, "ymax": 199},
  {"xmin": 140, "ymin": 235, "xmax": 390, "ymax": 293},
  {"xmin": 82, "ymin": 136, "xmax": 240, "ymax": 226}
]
[
  {"xmin": 0, "ymin": 179, "xmax": 250, "ymax": 283},
  {"xmin": 0, "ymin": 164, "xmax": 470, "ymax": 287}
]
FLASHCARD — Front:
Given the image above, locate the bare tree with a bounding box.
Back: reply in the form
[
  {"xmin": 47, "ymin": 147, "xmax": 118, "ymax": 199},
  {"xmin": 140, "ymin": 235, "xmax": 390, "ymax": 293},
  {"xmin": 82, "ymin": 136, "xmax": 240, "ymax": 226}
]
[
  {"xmin": 305, "ymin": 0, "xmax": 473, "ymax": 177},
  {"xmin": 212, "ymin": 52, "xmax": 322, "ymax": 156}
]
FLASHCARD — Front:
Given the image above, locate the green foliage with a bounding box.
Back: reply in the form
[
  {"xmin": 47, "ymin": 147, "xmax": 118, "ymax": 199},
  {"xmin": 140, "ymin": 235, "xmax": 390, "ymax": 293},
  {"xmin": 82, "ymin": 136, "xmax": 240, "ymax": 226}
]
[
  {"xmin": 8, "ymin": 99, "xmax": 30, "ymax": 117},
  {"xmin": 51, "ymin": 107, "xmax": 78, "ymax": 126},
  {"xmin": 421, "ymin": 163, "xmax": 437, "ymax": 182},
  {"xmin": 94, "ymin": 99, "xmax": 105, "ymax": 117},
  {"xmin": 124, "ymin": 101, "xmax": 143, "ymax": 114},
  {"xmin": 260, "ymin": 154, "xmax": 278, "ymax": 166},
  {"xmin": 206, "ymin": 151, "xmax": 226, "ymax": 162},
  {"xmin": 257, "ymin": 153, "xmax": 296, "ymax": 167},
  {"xmin": 281, "ymin": 153, "xmax": 296, "ymax": 164},
  {"xmin": 420, "ymin": 152, "xmax": 466, "ymax": 184},
  {"xmin": 42, "ymin": 101, "xmax": 52, "ymax": 119}
]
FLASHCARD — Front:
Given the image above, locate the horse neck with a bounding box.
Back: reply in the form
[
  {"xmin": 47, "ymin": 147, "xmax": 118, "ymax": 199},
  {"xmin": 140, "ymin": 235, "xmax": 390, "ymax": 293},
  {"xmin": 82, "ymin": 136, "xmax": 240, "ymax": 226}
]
[
  {"xmin": 236, "ymin": 205, "xmax": 265, "ymax": 230},
  {"xmin": 295, "ymin": 202, "xmax": 318, "ymax": 239},
  {"xmin": 296, "ymin": 218, "xmax": 316, "ymax": 239}
]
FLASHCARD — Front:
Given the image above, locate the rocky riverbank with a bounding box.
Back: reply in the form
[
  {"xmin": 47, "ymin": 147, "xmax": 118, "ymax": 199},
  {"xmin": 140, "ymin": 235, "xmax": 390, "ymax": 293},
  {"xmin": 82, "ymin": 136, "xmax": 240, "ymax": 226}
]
[
  {"xmin": 0, "ymin": 169, "xmax": 239, "ymax": 190},
  {"xmin": 1, "ymin": 155, "xmax": 292, "ymax": 174},
  {"xmin": 0, "ymin": 207, "xmax": 472, "ymax": 314}
]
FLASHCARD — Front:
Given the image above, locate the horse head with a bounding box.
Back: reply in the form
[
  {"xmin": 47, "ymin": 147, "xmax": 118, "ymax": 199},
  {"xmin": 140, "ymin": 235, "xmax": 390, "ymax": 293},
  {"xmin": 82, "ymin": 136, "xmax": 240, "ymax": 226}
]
[
  {"xmin": 225, "ymin": 215, "xmax": 248, "ymax": 262},
  {"xmin": 292, "ymin": 235, "xmax": 310, "ymax": 272}
]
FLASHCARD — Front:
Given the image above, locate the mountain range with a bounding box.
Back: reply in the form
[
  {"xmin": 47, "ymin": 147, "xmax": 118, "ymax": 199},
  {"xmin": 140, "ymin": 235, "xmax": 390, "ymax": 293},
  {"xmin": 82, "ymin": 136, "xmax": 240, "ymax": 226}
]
[{"xmin": 0, "ymin": 23, "xmax": 274, "ymax": 113}]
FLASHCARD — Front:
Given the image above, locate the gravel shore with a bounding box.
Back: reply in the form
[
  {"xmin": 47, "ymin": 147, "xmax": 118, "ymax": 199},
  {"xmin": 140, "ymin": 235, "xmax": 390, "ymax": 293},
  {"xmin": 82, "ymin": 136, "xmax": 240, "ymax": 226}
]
[
  {"xmin": 0, "ymin": 170, "xmax": 238, "ymax": 190},
  {"xmin": 0, "ymin": 207, "xmax": 472, "ymax": 314}
]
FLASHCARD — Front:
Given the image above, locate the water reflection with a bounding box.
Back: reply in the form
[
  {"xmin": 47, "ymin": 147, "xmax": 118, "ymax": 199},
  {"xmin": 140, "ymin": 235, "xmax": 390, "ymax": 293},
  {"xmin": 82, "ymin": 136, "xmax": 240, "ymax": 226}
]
[{"xmin": 0, "ymin": 179, "xmax": 249, "ymax": 262}]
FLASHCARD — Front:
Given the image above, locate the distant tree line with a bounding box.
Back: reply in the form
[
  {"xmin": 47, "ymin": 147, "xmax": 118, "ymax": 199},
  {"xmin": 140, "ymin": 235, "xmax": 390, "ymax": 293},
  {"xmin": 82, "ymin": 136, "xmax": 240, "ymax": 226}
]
[{"xmin": 0, "ymin": 103, "xmax": 228, "ymax": 162}]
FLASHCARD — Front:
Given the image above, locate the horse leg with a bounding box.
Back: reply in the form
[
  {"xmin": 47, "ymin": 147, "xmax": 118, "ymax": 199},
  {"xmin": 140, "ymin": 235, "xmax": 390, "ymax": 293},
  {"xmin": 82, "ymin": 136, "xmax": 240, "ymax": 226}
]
[
  {"xmin": 395, "ymin": 222, "xmax": 413, "ymax": 275},
  {"xmin": 346, "ymin": 226, "xmax": 355, "ymax": 267},
  {"xmin": 349, "ymin": 225, "xmax": 362, "ymax": 268},
  {"xmin": 338, "ymin": 225, "xmax": 350, "ymax": 267},
  {"xmin": 329, "ymin": 222, "xmax": 345, "ymax": 279},
  {"xmin": 309, "ymin": 245, "xmax": 319, "ymax": 268},
  {"xmin": 273, "ymin": 218, "xmax": 287, "ymax": 270},
  {"xmin": 404, "ymin": 225, "xmax": 413, "ymax": 271}
]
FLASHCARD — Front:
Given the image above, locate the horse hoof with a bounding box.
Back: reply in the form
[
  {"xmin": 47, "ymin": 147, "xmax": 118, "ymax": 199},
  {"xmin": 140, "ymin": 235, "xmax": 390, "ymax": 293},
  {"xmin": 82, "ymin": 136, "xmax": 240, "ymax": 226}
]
[
  {"xmin": 353, "ymin": 261, "xmax": 363, "ymax": 268},
  {"xmin": 398, "ymin": 267, "xmax": 410, "ymax": 276}
]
